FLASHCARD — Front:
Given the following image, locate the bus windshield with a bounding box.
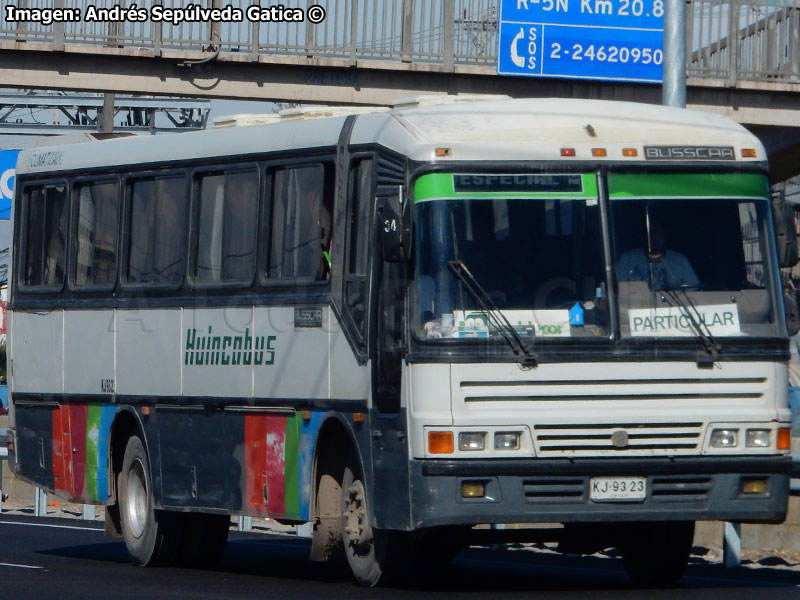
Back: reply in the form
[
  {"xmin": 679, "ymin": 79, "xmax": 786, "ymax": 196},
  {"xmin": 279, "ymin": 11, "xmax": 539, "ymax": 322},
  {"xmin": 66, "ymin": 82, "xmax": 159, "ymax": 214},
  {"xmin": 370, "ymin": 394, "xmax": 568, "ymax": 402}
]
[
  {"xmin": 413, "ymin": 172, "xmax": 609, "ymax": 341},
  {"xmin": 611, "ymin": 172, "xmax": 780, "ymax": 339},
  {"xmin": 413, "ymin": 171, "xmax": 782, "ymax": 344}
]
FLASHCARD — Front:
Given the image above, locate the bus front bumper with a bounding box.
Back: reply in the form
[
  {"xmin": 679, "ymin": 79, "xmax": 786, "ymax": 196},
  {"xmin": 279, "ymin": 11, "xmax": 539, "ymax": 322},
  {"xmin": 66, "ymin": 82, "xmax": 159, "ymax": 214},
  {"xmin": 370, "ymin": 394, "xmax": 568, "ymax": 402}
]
[{"xmin": 408, "ymin": 456, "xmax": 792, "ymax": 528}]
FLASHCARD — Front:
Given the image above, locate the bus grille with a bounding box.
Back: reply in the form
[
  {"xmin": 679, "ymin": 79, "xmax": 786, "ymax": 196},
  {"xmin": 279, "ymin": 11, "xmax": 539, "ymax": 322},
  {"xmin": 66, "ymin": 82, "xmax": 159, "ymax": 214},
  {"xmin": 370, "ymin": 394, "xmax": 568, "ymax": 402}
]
[
  {"xmin": 532, "ymin": 423, "xmax": 703, "ymax": 457},
  {"xmin": 650, "ymin": 475, "xmax": 713, "ymax": 502},
  {"xmin": 459, "ymin": 376, "xmax": 767, "ymax": 404},
  {"xmin": 522, "ymin": 477, "xmax": 585, "ymax": 503}
]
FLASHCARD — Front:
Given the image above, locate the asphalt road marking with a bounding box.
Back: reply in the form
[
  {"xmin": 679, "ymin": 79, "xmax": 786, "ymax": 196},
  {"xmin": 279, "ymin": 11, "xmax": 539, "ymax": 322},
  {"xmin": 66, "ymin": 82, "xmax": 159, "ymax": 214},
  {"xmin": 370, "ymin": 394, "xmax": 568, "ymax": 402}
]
[
  {"xmin": 0, "ymin": 520, "xmax": 103, "ymax": 532},
  {"xmin": 0, "ymin": 562, "xmax": 43, "ymax": 569}
]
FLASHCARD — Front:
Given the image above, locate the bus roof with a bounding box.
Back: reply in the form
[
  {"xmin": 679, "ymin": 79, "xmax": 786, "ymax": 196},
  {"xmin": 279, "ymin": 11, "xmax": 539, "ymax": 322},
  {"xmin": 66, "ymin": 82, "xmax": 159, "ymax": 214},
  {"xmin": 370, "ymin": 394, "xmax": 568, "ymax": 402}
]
[{"xmin": 16, "ymin": 98, "xmax": 765, "ymax": 175}]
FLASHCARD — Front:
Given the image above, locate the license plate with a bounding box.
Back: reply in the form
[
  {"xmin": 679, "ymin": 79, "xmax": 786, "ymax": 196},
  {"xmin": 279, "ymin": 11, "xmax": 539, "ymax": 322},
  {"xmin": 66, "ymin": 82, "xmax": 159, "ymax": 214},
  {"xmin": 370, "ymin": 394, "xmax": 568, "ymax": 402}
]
[{"xmin": 590, "ymin": 476, "xmax": 646, "ymax": 502}]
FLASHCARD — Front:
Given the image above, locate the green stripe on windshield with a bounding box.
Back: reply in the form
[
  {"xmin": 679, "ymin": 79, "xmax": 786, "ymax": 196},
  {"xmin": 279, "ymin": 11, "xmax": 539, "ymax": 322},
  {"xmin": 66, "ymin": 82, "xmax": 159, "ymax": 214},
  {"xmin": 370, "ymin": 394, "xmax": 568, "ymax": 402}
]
[
  {"xmin": 414, "ymin": 173, "xmax": 598, "ymax": 203},
  {"xmin": 608, "ymin": 173, "xmax": 768, "ymax": 199}
]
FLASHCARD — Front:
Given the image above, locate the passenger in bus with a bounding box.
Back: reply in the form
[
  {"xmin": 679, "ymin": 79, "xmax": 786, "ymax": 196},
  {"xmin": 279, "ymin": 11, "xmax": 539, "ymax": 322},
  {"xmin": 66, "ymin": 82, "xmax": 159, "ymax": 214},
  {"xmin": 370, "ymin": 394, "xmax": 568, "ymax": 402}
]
[{"xmin": 616, "ymin": 220, "xmax": 699, "ymax": 290}]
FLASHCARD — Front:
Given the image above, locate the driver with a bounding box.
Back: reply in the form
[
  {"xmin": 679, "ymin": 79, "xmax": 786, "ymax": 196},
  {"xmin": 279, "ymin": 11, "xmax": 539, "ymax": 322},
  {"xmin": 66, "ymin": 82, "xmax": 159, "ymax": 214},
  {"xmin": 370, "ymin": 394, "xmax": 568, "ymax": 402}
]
[{"xmin": 616, "ymin": 220, "xmax": 699, "ymax": 290}]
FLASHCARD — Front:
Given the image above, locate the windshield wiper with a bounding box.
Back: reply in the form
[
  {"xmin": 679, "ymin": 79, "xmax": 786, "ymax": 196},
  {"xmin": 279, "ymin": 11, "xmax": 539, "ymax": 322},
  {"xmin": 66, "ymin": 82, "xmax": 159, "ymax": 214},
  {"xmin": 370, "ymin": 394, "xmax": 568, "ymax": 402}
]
[
  {"xmin": 661, "ymin": 284, "xmax": 721, "ymax": 367},
  {"xmin": 447, "ymin": 259, "xmax": 537, "ymax": 368}
]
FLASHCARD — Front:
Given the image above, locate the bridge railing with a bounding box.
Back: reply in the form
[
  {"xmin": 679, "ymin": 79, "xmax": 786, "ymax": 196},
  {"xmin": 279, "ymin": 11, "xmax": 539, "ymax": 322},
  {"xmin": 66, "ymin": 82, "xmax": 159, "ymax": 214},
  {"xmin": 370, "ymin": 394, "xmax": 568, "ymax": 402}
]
[
  {"xmin": 687, "ymin": 0, "xmax": 800, "ymax": 83},
  {"xmin": 0, "ymin": 0, "xmax": 798, "ymax": 82}
]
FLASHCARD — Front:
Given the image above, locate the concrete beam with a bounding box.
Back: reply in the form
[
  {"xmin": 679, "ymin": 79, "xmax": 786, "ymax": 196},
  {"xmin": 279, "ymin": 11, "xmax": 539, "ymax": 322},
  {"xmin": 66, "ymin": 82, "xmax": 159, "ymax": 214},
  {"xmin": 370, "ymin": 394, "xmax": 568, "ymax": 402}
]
[{"xmin": 0, "ymin": 44, "xmax": 799, "ymax": 127}]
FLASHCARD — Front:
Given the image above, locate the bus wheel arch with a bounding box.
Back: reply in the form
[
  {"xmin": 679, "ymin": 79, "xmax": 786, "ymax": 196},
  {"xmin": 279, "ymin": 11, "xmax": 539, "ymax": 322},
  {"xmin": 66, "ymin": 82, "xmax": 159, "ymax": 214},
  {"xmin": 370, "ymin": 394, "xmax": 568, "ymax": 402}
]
[{"xmin": 310, "ymin": 415, "xmax": 360, "ymax": 562}]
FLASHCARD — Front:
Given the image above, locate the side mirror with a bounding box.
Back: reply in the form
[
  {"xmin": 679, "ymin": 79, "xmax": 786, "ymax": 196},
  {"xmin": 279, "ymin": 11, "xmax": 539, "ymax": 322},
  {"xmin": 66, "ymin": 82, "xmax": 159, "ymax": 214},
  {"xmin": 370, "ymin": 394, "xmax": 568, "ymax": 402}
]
[
  {"xmin": 377, "ymin": 186, "xmax": 411, "ymax": 263},
  {"xmin": 773, "ymin": 201, "xmax": 799, "ymax": 268}
]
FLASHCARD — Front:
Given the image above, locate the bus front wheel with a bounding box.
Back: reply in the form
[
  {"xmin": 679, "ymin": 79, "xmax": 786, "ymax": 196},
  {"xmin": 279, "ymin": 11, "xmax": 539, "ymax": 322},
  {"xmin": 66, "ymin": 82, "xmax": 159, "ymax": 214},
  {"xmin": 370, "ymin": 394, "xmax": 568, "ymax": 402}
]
[
  {"xmin": 619, "ymin": 521, "xmax": 694, "ymax": 587},
  {"xmin": 119, "ymin": 435, "xmax": 171, "ymax": 566},
  {"xmin": 341, "ymin": 462, "xmax": 408, "ymax": 586}
]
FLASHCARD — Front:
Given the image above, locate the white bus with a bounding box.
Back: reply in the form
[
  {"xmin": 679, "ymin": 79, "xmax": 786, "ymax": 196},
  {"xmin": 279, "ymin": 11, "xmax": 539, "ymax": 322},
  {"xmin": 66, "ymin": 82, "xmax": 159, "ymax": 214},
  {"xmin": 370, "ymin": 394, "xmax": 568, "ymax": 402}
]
[{"xmin": 6, "ymin": 98, "xmax": 794, "ymax": 586}]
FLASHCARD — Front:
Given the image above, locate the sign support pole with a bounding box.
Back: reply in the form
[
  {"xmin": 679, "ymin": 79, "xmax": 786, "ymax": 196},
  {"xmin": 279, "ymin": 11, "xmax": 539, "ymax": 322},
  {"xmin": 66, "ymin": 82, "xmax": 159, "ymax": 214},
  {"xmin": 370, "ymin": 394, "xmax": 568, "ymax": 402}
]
[{"xmin": 662, "ymin": 0, "xmax": 686, "ymax": 107}]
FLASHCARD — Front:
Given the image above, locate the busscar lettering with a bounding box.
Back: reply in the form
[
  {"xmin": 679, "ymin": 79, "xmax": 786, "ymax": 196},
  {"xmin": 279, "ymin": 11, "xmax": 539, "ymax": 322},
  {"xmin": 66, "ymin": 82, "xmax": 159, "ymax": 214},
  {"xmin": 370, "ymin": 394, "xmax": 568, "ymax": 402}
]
[{"xmin": 644, "ymin": 146, "xmax": 737, "ymax": 160}]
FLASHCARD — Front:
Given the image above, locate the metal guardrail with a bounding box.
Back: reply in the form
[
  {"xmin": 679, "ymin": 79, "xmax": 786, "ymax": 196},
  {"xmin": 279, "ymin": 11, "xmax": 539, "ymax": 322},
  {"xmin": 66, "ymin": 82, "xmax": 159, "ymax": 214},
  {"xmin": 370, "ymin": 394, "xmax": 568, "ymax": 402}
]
[{"xmin": 0, "ymin": 1, "xmax": 798, "ymax": 84}]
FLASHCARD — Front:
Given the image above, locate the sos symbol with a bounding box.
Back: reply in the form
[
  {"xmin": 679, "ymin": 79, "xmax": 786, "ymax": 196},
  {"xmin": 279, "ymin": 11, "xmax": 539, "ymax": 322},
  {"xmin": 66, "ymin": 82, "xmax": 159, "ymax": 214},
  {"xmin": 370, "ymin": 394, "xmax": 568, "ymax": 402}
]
[{"xmin": 0, "ymin": 167, "xmax": 14, "ymax": 200}]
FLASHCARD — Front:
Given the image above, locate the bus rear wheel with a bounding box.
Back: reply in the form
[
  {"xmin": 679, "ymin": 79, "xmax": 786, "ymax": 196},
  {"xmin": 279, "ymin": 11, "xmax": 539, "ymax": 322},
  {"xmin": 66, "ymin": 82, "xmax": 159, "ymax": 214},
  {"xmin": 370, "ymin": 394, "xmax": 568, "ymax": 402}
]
[
  {"xmin": 119, "ymin": 435, "xmax": 172, "ymax": 566},
  {"xmin": 619, "ymin": 521, "xmax": 694, "ymax": 587}
]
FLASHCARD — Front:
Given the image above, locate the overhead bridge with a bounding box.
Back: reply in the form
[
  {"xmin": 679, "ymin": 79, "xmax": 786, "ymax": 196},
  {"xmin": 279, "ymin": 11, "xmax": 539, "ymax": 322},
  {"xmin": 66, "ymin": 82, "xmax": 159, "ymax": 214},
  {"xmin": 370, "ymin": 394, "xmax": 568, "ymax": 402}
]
[{"xmin": 2, "ymin": 0, "xmax": 800, "ymax": 178}]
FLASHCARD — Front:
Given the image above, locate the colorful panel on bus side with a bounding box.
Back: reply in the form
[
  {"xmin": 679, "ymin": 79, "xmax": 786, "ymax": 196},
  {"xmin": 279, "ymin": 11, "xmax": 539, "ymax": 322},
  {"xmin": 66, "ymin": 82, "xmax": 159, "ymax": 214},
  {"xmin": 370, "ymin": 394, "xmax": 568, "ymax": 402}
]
[
  {"xmin": 243, "ymin": 410, "xmax": 323, "ymax": 521},
  {"xmin": 52, "ymin": 403, "xmax": 116, "ymax": 502}
]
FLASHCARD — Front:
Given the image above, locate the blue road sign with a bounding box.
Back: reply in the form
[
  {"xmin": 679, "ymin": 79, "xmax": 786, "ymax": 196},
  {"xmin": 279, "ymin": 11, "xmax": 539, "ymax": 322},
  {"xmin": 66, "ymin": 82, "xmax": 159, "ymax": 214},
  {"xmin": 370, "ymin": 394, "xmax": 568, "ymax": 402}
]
[
  {"xmin": 0, "ymin": 150, "xmax": 19, "ymax": 220},
  {"xmin": 497, "ymin": 0, "xmax": 665, "ymax": 83}
]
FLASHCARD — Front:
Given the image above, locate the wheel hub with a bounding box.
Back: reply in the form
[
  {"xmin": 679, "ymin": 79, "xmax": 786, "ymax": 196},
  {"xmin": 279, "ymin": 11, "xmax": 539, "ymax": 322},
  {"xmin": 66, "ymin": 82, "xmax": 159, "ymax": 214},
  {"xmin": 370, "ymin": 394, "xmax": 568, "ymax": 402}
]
[
  {"xmin": 344, "ymin": 480, "xmax": 371, "ymax": 553},
  {"xmin": 126, "ymin": 458, "xmax": 148, "ymax": 539}
]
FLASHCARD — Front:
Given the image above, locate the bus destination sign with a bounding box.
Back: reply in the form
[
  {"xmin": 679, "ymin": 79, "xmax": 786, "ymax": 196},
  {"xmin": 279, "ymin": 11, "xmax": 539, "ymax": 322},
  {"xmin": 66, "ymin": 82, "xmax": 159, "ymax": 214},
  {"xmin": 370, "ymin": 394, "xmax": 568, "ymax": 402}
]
[
  {"xmin": 453, "ymin": 173, "xmax": 583, "ymax": 194},
  {"xmin": 497, "ymin": 0, "xmax": 665, "ymax": 83}
]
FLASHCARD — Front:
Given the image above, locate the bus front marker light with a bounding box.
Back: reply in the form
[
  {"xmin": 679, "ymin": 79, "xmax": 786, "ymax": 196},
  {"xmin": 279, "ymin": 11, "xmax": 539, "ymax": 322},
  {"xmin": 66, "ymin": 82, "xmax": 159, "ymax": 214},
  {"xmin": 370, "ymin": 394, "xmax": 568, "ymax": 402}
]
[
  {"xmin": 741, "ymin": 148, "xmax": 757, "ymax": 158},
  {"xmin": 710, "ymin": 429, "xmax": 738, "ymax": 448},
  {"xmin": 622, "ymin": 148, "xmax": 638, "ymax": 157},
  {"xmin": 494, "ymin": 432, "xmax": 520, "ymax": 450},
  {"xmin": 461, "ymin": 481, "xmax": 485, "ymax": 498},
  {"xmin": 560, "ymin": 148, "xmax": 576, "ymax": 157},
  {"xmin": 777, "ymin": 427, "xmax": 791, "ymax": 450},
  {"xmin": 459, "ymin": 432, "xmax": 486, "ymax": 451},
  {"xmin": 745, "ymin": 429, "xmax": 770, "ymax": 448},
  {"xmin": 741, "ymin": 478, "xmax": 768, "ymax": 495},
  {"xmin": 428, "ymin": 431, "xmax": 454, "ymax": 454}
]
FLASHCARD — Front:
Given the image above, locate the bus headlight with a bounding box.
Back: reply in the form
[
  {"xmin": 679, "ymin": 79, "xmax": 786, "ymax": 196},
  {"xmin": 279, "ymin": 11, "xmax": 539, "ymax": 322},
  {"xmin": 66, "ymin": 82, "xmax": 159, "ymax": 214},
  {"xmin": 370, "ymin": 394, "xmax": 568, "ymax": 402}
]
[
  {"xmin": 494, "ymin": 432, "xmax": 521, "ymax": 450},
  {"xmin": 710, "ymin": 429, "xmax": 738, "ymax": 448},
  {"xmin": 745, "ymin": 429, "xmax": 770, "ymax": 448},
  {"xmin": 459, "ymin": 432, "xmax": 486, "ymax": 451}
]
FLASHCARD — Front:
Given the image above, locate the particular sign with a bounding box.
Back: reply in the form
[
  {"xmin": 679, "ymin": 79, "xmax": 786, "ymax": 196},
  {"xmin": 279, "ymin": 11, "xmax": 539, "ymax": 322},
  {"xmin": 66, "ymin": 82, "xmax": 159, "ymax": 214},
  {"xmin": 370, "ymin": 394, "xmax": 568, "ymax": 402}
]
[
  {"xmin": 0, "ymin": 150, "xmax": 19, "ymax": 220},
  {"xmin": 628, "ymin": 304, "xmax": 741, "ymax": 337},
  {"xmin": 497, "ymin": 0, "xmax": 665, "ymax": 83}
]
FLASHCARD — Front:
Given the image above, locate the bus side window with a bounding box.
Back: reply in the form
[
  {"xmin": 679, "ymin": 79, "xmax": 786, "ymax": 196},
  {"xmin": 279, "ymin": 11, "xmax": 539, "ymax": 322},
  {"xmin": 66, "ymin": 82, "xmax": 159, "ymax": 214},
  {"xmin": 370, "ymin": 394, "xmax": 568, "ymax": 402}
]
[
  {"xmin": 23, "ymin": 184, "xmax": 68, "ymax": 289},
  {"xmin": 74, "ymin": 181, "xmax": 119, "ymax": 288},
  {"xmin": 345, "ymin": 158, "xmax": 374, "ymax": 341},
  {"xmin": 268, "ymin": 163, "xmax": 334, "ymax": 281},
  {"xmin": 194, "ymin": 169, "xmax": 258, "ymax": 284},
  {"xmin": 127, "ymin": 176, "xmax": 187, "ymax": 285}
]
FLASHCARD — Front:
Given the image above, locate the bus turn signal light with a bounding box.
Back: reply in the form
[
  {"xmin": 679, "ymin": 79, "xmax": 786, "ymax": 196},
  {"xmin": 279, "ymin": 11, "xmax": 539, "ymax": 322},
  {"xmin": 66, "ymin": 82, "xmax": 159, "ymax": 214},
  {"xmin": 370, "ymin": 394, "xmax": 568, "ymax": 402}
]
[
  {"xmin": 428, "ymin": 431, "xmax": 454, "ymax": 454},
  {"xmin": 777, "ymin": 427, "xmax": 791, "ymax": 450}
]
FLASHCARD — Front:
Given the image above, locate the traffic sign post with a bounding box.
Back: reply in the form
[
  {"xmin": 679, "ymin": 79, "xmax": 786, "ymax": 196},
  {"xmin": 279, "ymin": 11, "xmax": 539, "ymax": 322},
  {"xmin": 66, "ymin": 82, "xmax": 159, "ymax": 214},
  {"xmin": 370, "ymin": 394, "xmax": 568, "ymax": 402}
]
[{"xmin": 497, "ymin": 0, "xmax": 665, "ymax": 83}]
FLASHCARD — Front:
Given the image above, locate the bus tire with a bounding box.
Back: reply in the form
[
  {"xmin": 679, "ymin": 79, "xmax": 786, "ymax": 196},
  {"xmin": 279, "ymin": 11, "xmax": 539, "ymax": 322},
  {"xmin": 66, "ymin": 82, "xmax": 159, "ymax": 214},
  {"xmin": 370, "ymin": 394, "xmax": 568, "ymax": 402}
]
[
  {"xmin": 341, "ymin": 461, "xmax": 408, "ymax": 586},
  {"xmin": 118, "ymin": 435, "xmax": 171, "ymax": 566},
  {"xmin": 619, "ymin": 521, "xmax": 694, "ymax": 587}
]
